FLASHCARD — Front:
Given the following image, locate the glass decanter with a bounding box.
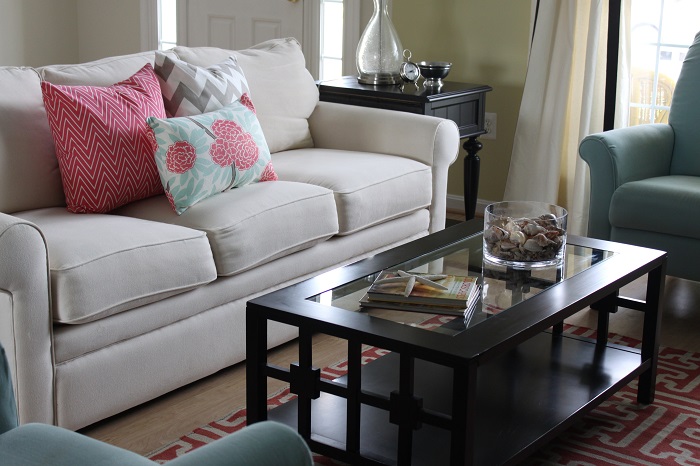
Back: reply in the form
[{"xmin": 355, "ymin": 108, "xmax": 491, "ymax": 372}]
[{"xmin": 356, "ymin": 0, "xmax": 403, "ymax": 85}]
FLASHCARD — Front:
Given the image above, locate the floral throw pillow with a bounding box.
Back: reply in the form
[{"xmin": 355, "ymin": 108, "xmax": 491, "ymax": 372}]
[{"xmin": 147, "ymin": 96, "xmax": 277, "ymax": 215}]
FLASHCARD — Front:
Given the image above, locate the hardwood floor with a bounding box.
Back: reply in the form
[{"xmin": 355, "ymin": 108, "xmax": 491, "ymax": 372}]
[{"xmin": 81, "ymin": 211, "xmax": 700, "ymax": 456}]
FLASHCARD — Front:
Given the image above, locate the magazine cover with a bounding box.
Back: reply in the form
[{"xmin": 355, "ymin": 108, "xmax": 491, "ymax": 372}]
[{"xmin": 367, "ymin": 270, "xmax": 478, "ymax": 307}]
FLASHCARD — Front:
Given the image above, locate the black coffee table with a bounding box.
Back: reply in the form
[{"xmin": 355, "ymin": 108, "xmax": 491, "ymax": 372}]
[{"xmin": 246, "ymin": 220, "xmax": 666, "ymax": 465}]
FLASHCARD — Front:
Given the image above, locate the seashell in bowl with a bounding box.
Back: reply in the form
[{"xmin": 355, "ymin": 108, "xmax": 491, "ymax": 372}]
[{"xmin": 482, "ymin": 201, "xmax": 568, "ymax": 268}]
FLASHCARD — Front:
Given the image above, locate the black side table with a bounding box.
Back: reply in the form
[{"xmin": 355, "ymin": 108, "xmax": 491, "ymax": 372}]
[{"xmin": 318, "ymin": 76, "xmax": 492, "ymax": 220}]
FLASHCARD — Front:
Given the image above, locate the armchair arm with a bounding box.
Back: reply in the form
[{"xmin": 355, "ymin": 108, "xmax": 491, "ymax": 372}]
[
  {"xmin": 579, "ymin": 123, "xmax": 674, "ymax": 239},
  {"xmin": 0, "ymin": 213, "xmax": 54, "ymax": 425},
  {"xmin": 169, "ymin": 421, "xmax": 312, "ymax": 466},
  {"xmin": 308, "ymin": 101, "xmax": 460, "ymax": 232}
]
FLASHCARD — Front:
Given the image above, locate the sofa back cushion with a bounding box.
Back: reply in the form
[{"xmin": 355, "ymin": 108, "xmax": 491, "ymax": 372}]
[
  {"xmin": 38, "ymin": 50, "xmax": 175, "ymax": 86},
  {"xmin": 669, "ymin": 31, "xmax": 700, "ymax": 176},
  {"xmin": 173, "ymin": 38, "xmax": 319, "ymax": 154},
  {"xmin": 0, "ymin": 51, "xmax": 179, "ymax": 214},
  {"xmin": 0, "ymin": 67, "xmax": 65, "ymax": 213}
]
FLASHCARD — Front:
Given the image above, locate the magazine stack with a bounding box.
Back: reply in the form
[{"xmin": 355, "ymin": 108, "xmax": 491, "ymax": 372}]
[{"xmin": 359, "ymin": 270, "xmax": 481, "ymax": 320}]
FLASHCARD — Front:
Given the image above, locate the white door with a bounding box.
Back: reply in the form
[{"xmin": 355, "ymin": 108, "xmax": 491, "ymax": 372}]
[{"xmin": 181, "ymin": 0, "xmax": 305, "ymax": 51}]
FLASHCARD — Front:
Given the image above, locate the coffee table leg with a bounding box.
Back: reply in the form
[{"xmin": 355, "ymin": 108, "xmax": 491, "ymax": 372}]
[
  {"xmin": 451, "ymin": 362, "xmax": 477, "ymax": 465},
  {"xmin": 638, "ymin": 262, "xmax": 666, "ymax": 404},
  {"xmin": 594, "ymin": 292, "xmax": 618, "ymax": 345},
  {"xmin": 346, "ymin": 340, "xmax": 362, "ymax": 459},
  {"xmin": 390, "ymin": 354, "xmax": 418, "ymax": 465},
  {"xmin": 246, "ymin": 306, "xmax": 268, "ymax": 424}
]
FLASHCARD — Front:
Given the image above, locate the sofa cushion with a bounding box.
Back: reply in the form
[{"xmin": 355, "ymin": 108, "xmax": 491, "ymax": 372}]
[
  {"xmin": 610, "ymin": 175, "xmax": 700, "ymax": 240},
  {"xmin": 39, "ymin": 50, "xmax": 176, "ymax": 86},
  {"xmin": 14, "ymin": 208, "xmax": 217, "ymax": 324},
  {"xmin": 0, "ymin": 67, "xmax": 65, "ymax": 213},
  {"xmin": 41, "ymin": 64, "xmax": 166, "ymax": 213},
  {"xmin": 154, "ymin": 52, "xmax": 250, "ymax": 117},
  {"xmin": 272, "ymin": 149, "xmax": 433, "ymax": 235},
  {"xmin": 114, "ymin": 181, "xmax": 339, "ymax": 276},
  {"xmin": 173, "ymin": 38, "xmax": 319, "ymax": 154},
  {"xmin": 148, "ymin": 100, "xmax": 277, "ymax": 215}
]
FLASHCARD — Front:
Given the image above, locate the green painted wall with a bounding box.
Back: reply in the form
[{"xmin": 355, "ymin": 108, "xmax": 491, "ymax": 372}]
[
  {"xmin": 0, "ymin": 0, "xmax": 78, "ymax": 66},
  {"xmin": 393, "ymin": 0, "xmax": 531, "ymax": 206}
]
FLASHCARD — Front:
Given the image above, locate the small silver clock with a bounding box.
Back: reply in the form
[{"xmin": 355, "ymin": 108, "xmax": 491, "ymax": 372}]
[{"xmin": 399, "ymin": 49, "xmax": 421, "ymax": 84}]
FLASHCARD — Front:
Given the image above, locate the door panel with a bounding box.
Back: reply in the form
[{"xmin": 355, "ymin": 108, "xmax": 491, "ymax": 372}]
[{"xmin": 184, "ymin": 0, "xmax": 303, "ymax": 50}]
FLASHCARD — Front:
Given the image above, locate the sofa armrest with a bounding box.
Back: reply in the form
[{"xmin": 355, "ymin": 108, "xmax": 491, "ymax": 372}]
[
  {"xmin": 308, "ymin": 101, "xmax": 460, "ymax": 232},
  {"xmin": 0, "ymin": 213, "xmax": 54, "ymax": 425},
  {"xmin": 579, "ymin": 123, "xmax": 674, "ymax": 240}
]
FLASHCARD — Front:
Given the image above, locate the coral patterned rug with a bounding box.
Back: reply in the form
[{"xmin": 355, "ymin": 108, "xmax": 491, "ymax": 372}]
[{"xmin": 146, "ymin": 317, "xmax": 700, "ymax": 465}]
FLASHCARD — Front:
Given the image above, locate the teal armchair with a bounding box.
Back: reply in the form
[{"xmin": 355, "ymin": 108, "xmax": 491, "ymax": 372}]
[
  {"xmin": 0, "ymin": 345, "xmax": 312, "ymax": 466},
  {"xmin": 580, "ymin": 31, "xmax": 700, "ymax": 281}
]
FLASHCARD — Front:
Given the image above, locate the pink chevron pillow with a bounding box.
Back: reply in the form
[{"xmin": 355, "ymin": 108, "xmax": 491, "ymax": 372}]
[{"xmin": 42, "ymin": 64, "xmax": 166, "ymax": 213}]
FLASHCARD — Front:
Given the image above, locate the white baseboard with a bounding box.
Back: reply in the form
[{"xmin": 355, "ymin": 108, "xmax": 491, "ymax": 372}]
[{"xmin": 446, "ymin": 194, "xmax": 493, "ymax": 217}]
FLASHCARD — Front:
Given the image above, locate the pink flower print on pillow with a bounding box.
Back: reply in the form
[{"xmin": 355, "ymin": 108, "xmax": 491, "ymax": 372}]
[
  {"xmin": 211, "ymin": 119, "xmax": 243, "ymax": 140},
  {"xmin": 259, "ymin": 161, "xmax": 278, "ymax": 182},
  {"xmin": 232, "ymin": 131, "xmax": 259, "ymax": 170},
  {"xmin": 166, "ymin": 141, "xmax": 196, "ymax": 174},
  {"xmin": 209, "ymin": 119, "xmax": 258, "ymax": 170},
  {"xmin": 210, "ymin": 138, "xmax": 236, "ymax": 167},
  {"xmin": 239, "ymin": 93, "xmax": 256, "ymax": 114}
]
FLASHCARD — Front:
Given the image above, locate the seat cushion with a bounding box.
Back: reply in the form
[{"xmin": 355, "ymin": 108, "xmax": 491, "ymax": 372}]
[
  {"xmin": 14, "ymin": 208, "xmax": 217, "ymax": 324},
  {"xmin": 115, "ymin": 181, "xmax": 339, "ymax": 276},
  {"xmin": 272, "ymin": 149, "xmax": 432, "ymax": 235},
  {"xmin": 610, "ymin": 175, "xmax": 700, "ymax": 240}
]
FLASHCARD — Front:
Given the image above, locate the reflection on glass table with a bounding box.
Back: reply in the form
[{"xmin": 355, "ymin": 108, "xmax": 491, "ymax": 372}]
[{"xmin": 308, "ymin": 234, "xmax": 614, "ymax": 337}]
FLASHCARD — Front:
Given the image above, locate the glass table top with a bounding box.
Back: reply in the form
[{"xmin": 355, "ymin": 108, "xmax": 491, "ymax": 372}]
[{"xmin": 308, "ymin": 230, "xmax": 615, "ymax": 337}]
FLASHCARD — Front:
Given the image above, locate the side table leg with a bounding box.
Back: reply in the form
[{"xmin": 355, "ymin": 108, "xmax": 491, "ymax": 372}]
[{"xmin": 463, "ymin": 136, "xmax": 483, "ymax": 221}]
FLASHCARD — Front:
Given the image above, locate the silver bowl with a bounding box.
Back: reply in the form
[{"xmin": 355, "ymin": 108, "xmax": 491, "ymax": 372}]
[{"xmin": 417, "ymin": 61, "xmax": 452, "ymax": 86}]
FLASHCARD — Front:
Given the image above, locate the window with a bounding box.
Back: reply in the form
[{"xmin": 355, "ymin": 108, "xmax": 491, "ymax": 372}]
[
  {"xmin": 627, "ymin": 0, "xmax": 698, "ymax": 125},
  {"xmin": 320, "ymin": 0, "xmax": 345, "ymax": 80},
  {"xmin": 158, "ymin": 0, "xmax": 177, "ymax": 51}
]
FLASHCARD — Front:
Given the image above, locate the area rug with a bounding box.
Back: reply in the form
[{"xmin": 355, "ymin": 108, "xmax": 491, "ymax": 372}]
[{"xmin": 146, "ymin": 317, "xmax": 700, "ymax": 465}]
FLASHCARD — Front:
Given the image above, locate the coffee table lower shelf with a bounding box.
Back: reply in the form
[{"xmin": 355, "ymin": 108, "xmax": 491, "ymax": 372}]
[{"xmin": 267, "ymin": 332, "xmax": 647, "ymax": 466}]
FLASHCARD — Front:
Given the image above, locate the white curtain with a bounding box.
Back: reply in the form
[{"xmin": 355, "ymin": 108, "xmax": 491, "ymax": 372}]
[{"xmin": 504, "ymin": 0, "xmax": 611, "ymax": 236}]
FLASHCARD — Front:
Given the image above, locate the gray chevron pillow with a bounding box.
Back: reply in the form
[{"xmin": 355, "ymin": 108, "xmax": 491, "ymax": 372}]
[{"xmin": 154, "ymin": 52, "xmax": 250, "ymax": 118}]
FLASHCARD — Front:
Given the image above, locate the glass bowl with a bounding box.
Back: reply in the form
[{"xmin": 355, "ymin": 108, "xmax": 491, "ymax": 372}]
[
  {"xmin": 417, "ymin": 61, "xmax": 451, "ymax": 86},
  {"xmin": 483, "ymin": 201, "xmax": 568, "ymax": 268}
]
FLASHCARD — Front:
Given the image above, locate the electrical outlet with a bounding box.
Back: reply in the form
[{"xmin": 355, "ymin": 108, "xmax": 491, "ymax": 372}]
[{"xmin": 483, "ymin": 112, "xmax": 497, "ymax": 140}]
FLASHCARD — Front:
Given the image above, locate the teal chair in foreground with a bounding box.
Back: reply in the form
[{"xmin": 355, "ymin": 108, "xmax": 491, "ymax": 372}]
[
  {"xmin": 579, "ymin": 31, "xmax": 700, "ymax": 281},
  {"xmin": 0, "ymin": 345, "xmax": 312, "ymax": 466}
]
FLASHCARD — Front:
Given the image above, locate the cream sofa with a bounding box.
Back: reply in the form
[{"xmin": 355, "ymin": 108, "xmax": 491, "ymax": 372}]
[{"xmin": 0, "ymin": 38, "xmax": 459, "ymax": 431}]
